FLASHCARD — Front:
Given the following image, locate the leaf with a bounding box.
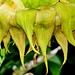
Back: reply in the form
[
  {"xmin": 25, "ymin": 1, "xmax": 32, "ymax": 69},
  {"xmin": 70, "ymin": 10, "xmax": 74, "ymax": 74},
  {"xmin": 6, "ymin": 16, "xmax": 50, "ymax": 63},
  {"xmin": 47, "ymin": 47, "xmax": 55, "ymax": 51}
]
[
  {"xmin": 65, "ymin": 0, "xmax": 75, "ymax": 2},
  {"xmin": 0, "ymin": 56, "xmax": 5, "ymax": 67},
  {"xmin": 55, "ymin": 27, "xmax": 68, "ymax": 65},
  {"xmin": 3, "ymin": 32, "xmax": 10, "ymax": 53},
  {"xmin": 0, "ymin": 14, "xmax": 9, "ymax": 47},
  {"xmin": 54, "ymin": 2, "xmax": 75, "ymax": 46},
  {"xmin": 49, "ymin": 55, "xmax": 61, "ymax": 75},
  {"xmin": 0, "ymin": 57, "xmax": 2, "ymax": 67},
  {"xmin": 0, "ymin": 1, "xmax": 15, "ymax": 46},
  {"xmin": 0, "ymin": 0, "xmax": 25, "ymax": 28},
  {"xmin": 24, "ymin": 52, "xmax": 35, "ymax": 63},
  {"xmin": 1, "ymin": 48, "xmax": 6, "ymax": 57},
  {"xmin": 16, "ymin": 9, "xmax": 40, "ymax": 54},
  {"xmin": 48, "ymin": 55, "xmax": 61, "ymax": 65},
  {"xmin": 10, "ymin": 27, "xmax": 26, "ymax": 70},
  {"xmin": 0, "ymin": 0, "xmax": 25, "ymax": 45},
  {"xmin": 21, "ymin": 0, "xmax": 59, "ymax": 8},
  {"xmin": 35, "ymin": 9, "xmax": 56, "ymax": 74},
  {"xmin": 34, "ymin": 63, "xmax": 44, "ymax": 75},
  {"xmin": 0, "ymin": 49, "xmax": 6, "ymax": 67}
]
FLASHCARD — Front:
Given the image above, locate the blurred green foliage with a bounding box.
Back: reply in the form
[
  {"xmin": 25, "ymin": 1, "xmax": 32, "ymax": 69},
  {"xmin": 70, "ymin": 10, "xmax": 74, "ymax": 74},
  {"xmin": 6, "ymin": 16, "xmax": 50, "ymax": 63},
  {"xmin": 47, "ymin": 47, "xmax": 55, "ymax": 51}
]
[
  {"xmin": 0, "ymin": 36, "xmax": 75, "ymax": 75},
  {"xmin": 0, "ymin": 38, "xmax": 62, "ymax": 75},
  {"xmin": 0, "ymin": 48, "xmax": 6, "ymax": 67}
]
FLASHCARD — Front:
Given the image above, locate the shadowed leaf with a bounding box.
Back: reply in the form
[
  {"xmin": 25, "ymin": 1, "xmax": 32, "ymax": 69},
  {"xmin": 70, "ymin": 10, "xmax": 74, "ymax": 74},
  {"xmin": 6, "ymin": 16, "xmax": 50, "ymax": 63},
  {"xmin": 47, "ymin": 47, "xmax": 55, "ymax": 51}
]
[
  {"xmin": 3, "ymin": 32, "xmax": 10, "ymax": 53},
  {"xmin": 55, "ymin": 27, "xmax": 68, "ymax": 65},
  {"xmin": 10, "ymin": 27, "xmax": 26, "ymax": 70}
]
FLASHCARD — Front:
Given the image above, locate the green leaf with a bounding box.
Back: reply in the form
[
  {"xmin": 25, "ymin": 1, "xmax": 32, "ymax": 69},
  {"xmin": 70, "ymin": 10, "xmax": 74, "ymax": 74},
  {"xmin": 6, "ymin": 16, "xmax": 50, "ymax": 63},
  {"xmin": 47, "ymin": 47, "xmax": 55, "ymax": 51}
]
[
  {"xmin": 66, "ymin": 0, "xmax": 75, "ymax": 2},
  {"xmin": 16, "ymin": 9, "xmax": 40, "ymax": 55},
  {"xmin": 10, "ymin": 27, "xmax": 26, "ymax": 70},
  {"xmin": 0, "ymin": 60, "xmax": 20, "ymax": 75},
  {"xmin": 34, "ymin": 63, "xmax": 44, "ymax": 75},
  {"xmin": 1, "ymin": 48, "xmax": 6, "ymax": 57},
  {"xmin": 21, "ymin": 0, "xmax": 59, "ymax": 8},
  {"xmin": 0, "ymin": 49, "xmax": 6, "ymax": 67},
  {"xmin": 49, "ymin": 55, "xmax": 61, "ymax": 75},
  {"xmin": 48, "ymin": 55, "xmax": 61, "ymax": 65},
  {"xmin": 55, "ymin": 27, "xmax": 68, "ymax": 65},
  {"xmin": 0, "ymin": 57, "xmax": 2, "ymax": 66},
  {"xmin": 24, "ymin": 52, "xmax": 35, "ymax": 62},
  {"xmin": 0, "ymin": 56, "xmax": 5, "ymax": 67},
  {"xmin": 54, "ymin": 2, "xmax": 75, "ymax": 46},
  {"xmin": 35, "ymin": 9, "xmax": 56, "ymax": 74}
]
